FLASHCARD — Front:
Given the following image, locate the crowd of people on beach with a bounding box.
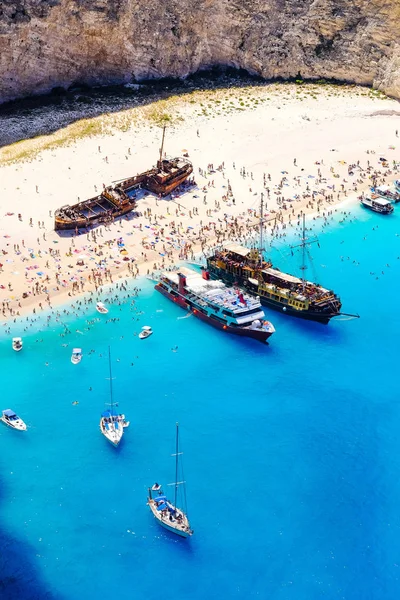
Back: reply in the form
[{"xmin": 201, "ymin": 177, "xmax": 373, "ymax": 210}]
[{"xmin": 0, "ymin": 138, "xmax": 399, "ymax": 333}]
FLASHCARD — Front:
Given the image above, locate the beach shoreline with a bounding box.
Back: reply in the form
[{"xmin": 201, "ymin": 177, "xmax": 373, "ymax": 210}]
[{"xmin": 1, "ymin": 82, "xmax": 399, "ymax": 326}]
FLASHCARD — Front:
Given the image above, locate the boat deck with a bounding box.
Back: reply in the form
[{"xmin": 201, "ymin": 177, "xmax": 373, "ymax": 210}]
[{"xmin": 162, "ymin": 268, "xmax": 261, "ymax": 314}]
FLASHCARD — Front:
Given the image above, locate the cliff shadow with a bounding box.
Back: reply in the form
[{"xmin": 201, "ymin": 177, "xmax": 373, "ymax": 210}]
[
  {"xmin": 0, "ymin": 476, "xmax": 65, "ymax": 600},
  {"xmin": 0, "ymin": 68, "xmax": 363, "ymax": 149}
]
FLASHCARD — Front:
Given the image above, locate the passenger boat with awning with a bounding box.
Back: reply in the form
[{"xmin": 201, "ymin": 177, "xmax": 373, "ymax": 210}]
[
  {"xmin": 371, "ymin": 185, "xmax": 400, "ymax": 203},
  {"xmin": 360, "ymin": 194, "xmax": 394, "ymax": 214}
]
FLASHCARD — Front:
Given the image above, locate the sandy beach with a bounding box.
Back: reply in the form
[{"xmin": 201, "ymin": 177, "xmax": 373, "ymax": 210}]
[{"xmin": 1, "ymin": 82, "xmax": 399, "ymax": 324}]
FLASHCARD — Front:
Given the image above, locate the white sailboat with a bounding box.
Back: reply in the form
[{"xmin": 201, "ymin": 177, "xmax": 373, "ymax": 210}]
[
  {"xmin": 71, "ymin": 348, "xmax": 82, "ymax": 365},
  {"xmin": 99, "ymin": 347, "xmax": 128, "ymax": 447},
  {"xmin": 12, "ymin": 337, "xmax": 23, "ymax": 352},
  {"xmin": 148, "ymin": 423, "xmax": 193, "ymax": 538}
]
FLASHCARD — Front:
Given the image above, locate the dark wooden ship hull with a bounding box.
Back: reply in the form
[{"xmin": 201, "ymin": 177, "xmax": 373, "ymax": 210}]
[
  {"xmin": 54, "ymin": 156, "xmax": 193, "ymax": 231},
  {"xmin": 54, "ymin": 196, "xmax": 137, "ymax": 231},
  {"xmin": 206, "ymin": 263, "xmax": 341, "ymax": 324},
  {"xmin": 155, "ymin": 283, "xmax": 273, "ymax": 342}
]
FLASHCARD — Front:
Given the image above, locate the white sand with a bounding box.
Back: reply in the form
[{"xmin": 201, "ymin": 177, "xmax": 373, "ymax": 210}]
[{"xmin": 0, "ymin": 83, "xmax": 399, "ymax": 319}]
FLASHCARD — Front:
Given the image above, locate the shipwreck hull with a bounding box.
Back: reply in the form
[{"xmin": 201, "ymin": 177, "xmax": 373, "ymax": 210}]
[
  {"xmin": 54, "ymin": 156, "xmax": 193, "ymax": 231},
  {"xmin": 54, "ymin": 199, "xmax": 137, "ymax": 230},
  {"xmin": 146, "ymin": 168, "xmax": 193, "ymax": 196}
]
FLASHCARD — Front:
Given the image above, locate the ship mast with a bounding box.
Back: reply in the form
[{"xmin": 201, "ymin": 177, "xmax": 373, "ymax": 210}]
[
  {"xmin": 159, "ymin": 125, "xmax": 166, "ymax": 167},
  {"xmin": 174, "ymin": 422, "xmax": 179, "ymax": 510},
  {"xmin": 300, "ymin": 214, "xmax": 306, "ymax": 291},
  {"xmin": 108, "ymin": 345, "xmax": 113, "ymax": 408},
  {"xmin": 290, "ymin": 214, "xmax": 318, "ymax": 292},
  {"xmin": 259, "ymin": 192, "xmax": 264, "ymax": 268}
]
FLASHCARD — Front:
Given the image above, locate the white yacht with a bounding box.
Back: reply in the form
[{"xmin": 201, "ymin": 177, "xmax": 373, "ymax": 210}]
[
  {"xmin": 1, "ymin": 409, "xmax": 27, "ymax": 431},
  {"xmin": 71, "ymin": 348, "xmax": 82, "ymax": 365},
  {"xmin": 139, "ymin": 325, "xmax": 153, "ymax": 339},
  {"xmin": 12, "ymin": 337, "xmax": 23, "ymax": 352}
]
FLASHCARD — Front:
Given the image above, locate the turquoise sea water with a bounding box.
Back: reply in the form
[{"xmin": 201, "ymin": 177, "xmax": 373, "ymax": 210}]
[{"xmin": 1, "ymin": 205, "xmax": 400, "ymax": 600}]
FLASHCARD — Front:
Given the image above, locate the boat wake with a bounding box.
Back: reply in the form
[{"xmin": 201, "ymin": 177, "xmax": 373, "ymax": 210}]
[{"xmin": 177, "ymin": 313, "xmax": 193, "ymax": 320}]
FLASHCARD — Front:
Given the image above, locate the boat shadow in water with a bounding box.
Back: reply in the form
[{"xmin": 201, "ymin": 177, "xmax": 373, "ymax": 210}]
[
  {"xmin": 0, "ymin": 479, "xmax": 65, "ymax": 600},
  {"xmin": 275, "ymin": 312, "xmax": 351, "ymax": 345}
]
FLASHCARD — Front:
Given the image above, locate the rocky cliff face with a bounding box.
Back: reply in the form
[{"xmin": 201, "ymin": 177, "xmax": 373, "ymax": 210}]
[{"xmin": 1, "ymin": 0, "xmax": 400, "ymax": 104}]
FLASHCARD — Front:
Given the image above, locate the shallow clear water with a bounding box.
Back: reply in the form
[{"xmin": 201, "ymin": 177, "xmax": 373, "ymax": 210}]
[{"xmin": 1, "ymin": 205, "xmax": 400, "ymax": 599}]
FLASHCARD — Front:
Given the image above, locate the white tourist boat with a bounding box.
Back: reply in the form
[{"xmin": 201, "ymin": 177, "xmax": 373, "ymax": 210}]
[
  {"xmin": 12, "ymin": 337, "xmax": 23, "ymax": 352},
  {"xmin": 148, "ymin": 423, "xmax": 193, "ymax": 538},
  {"xmin": 99, "ymin": 347, "xmax": 128, "ymax": 447},
  {"xmin": 139, "ymin": 325, "xmax": 153, "ymax": 339},
  {"xmin": 1, "ymin": 409, "xmax": 27, "ymax": 431},
  {"xmin": 360, "ymin": 195, "xmax": 393, "ymax": 214},
  {"xmin": 372, "ymin": 184, "xmax": 400, "ymax": 203},
  {"xmin": 96, "ymin": 302, "xmax": 109, "ymax": 314},
  {"xmin": 71, "ymin": 348, "xmax": 82, "ymax": 365}
]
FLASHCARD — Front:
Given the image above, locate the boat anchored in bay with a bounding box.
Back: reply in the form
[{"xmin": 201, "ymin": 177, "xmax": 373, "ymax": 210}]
[
  {"xmin": 96, "ymin": 302, "xmax": 109, "ymax": 314},
  {"xmin": 156, "ymin": 267, "xmax": 275, "ymax": 343},
  {"xmin": 71, "ymin": 348, "xmax": 82, "ymax": 365},
  {"xmin": 206, "ymin": 196, "xmax": 355, "ymax": 324},
  {"xmin": 148, "ymin": 423, "xmax": 193, "ymax": 538},
  {"xmin": 1, "ymin": 409, "xmax": 27, "ymax": 431},
  {"xmin": 100, "ymin": 347, "xmax": 129, "ymax": 447},
  {"xmin": 360, "ymin": 194, "xmax": 394, "ymax": 214},
  {"xmin": 12, "ymin": 337, "xmax": 23, "ymax": 352}
]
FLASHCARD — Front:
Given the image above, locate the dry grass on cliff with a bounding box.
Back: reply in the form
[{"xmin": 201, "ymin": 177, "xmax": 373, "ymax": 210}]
[{"xmin": 0, "ymin": 83, "xmax": 388, "ymax": 166}]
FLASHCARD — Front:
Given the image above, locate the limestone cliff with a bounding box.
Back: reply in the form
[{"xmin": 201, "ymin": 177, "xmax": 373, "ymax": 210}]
[{"xmin": 1, "ymin": 0, "xmax": 400, "ymax": 104}]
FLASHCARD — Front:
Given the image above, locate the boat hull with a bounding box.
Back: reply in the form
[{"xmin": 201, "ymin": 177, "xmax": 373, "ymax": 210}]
[
  {"xmin": 256, "ymin": 295, "xmax": 339, "ymax": 324},
  {"xmin": 206, "ymin": 265, "xmax": 340, "ymax": 324},
  {"xmin": 1, "ymin": 417, "xmax": 27, "ymax": 430},
  {"xmin": 54, "ymin": 158, "xmax": 193, "ymax": 231},
  {"xmin": 155, "ymin": 284, "xmax": 273, "ymax": 342},
  {"xmin": 360, "ymin": 201, "xmax": 393, "ymax": 214},
  {"xmin": 99, "ymin": 418, "xmax": 123, "ymax": 447},
  {"xmin": 148, "ymin": 500, "xmax": 192, "ymax": 538},
  {"xmin": 55, "ymin": 201, "xmax": 137, "ymax": 231}
]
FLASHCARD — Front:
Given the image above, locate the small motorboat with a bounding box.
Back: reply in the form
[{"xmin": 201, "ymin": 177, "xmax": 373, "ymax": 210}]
[
  {"xmin": 139, "ymin": 326, "xmax": 153, "ymax": 339},
  {"xmin": 1, "ymin": 409, "xmax": 27, "ymax": 431},
  {"xmin": 12, "ymin": 337, "xmax": 23, "ymax": 352},
  {"xmin": 96, "ymin": 302, "xmax": 109, "ymax": 314},
  {"xmin": 71, "ymin": 348, "xmax": 82, "ymax": 365}
]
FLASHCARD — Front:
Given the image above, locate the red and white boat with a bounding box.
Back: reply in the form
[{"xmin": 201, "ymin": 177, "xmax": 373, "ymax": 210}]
[{"xmin": 155, "ymin": 267, "xmax": 275, "ymax": 343}]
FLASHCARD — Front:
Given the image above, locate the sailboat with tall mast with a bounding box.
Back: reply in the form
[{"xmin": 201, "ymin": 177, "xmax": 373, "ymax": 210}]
[
  {"xmin": 206, "ymin": 194, "xmax": 356, "ymax": 324},
  {"xmin": 99, "ymin": 347, "xmax": 129, "ymax": 447},
  {"xmin": 147, "ymin": 423, "xmax": 193, "ymax": 538}
]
